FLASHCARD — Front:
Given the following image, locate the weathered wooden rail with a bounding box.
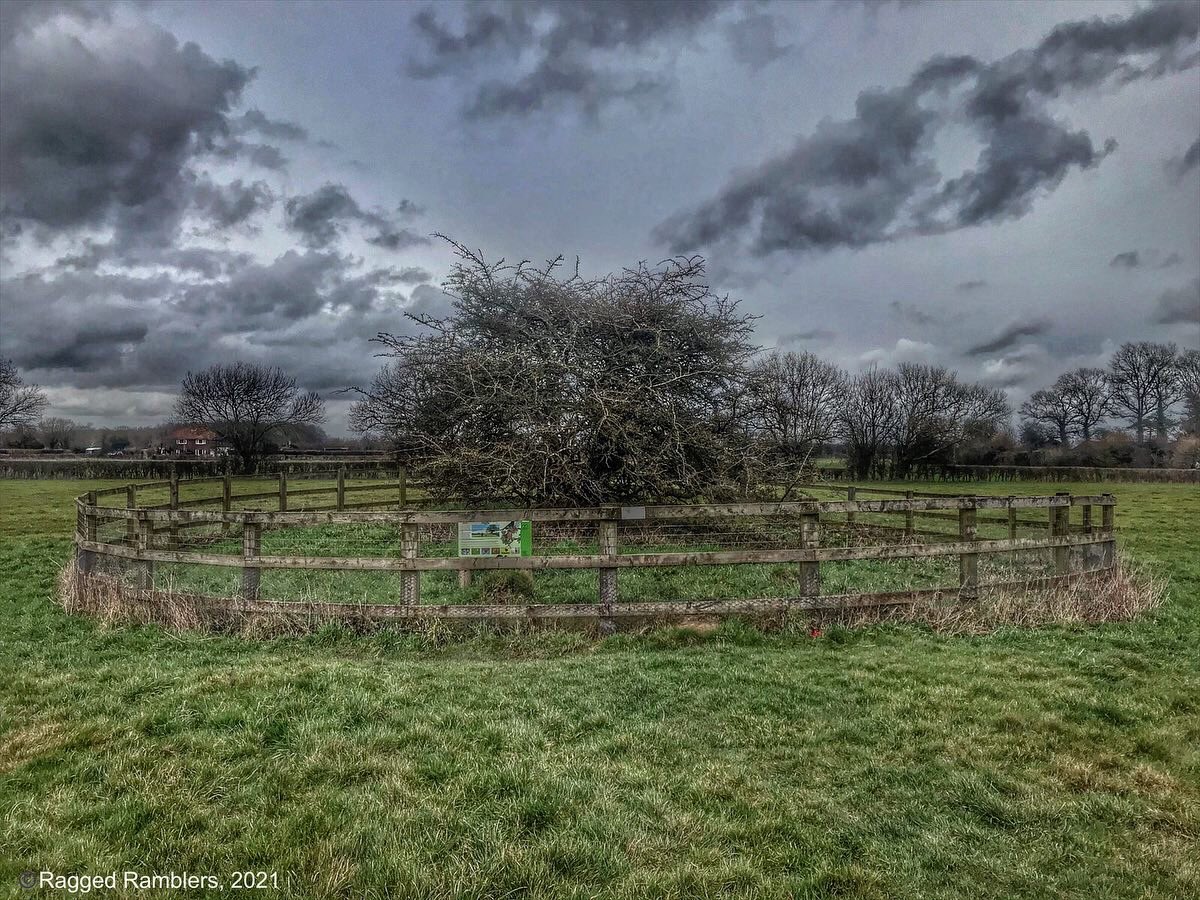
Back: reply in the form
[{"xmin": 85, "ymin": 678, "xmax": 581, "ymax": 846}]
[{"xmin": 70, "ymin": 473, "xmax": 1120, "ymax": 632}]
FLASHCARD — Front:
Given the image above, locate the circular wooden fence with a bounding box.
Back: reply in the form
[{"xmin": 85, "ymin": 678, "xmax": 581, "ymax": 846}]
[{"xmin": 71, "ymin": 472, "xmax": 1118, "ymax": 632}]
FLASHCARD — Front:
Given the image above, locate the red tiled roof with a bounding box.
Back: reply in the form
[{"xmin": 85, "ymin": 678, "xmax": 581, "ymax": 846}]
[{"xmin": 171, "ymin": 426, "xmax": 219, "ymax": 441}]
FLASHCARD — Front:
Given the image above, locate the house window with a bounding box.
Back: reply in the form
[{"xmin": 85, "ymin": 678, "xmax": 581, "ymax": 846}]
[
  {"xmin": 177, "ymin": 439, "xmax": 187, "ymax": 445},
  {"xmin": 195, "ymin": 439, "xmax": 206, "ymax": 445}
]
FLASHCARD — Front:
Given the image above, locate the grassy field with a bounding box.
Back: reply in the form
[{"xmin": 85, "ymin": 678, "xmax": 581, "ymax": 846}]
[{"xmin": 1, "ymin": 478, "xmax": 1197, "ymax": 898}]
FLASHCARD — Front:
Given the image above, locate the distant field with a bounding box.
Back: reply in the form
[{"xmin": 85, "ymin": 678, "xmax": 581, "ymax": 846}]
[{"xmin": 1, "ymin": 478, "xmax": 1197, "ymax": 898}]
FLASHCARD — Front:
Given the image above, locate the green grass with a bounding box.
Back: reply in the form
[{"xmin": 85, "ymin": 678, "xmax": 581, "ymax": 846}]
[{"xmin": 1, "ymin": 478, "xmax": 1198, "ymax": 898}]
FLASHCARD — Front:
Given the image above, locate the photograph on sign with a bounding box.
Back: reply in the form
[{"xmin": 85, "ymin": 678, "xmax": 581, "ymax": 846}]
[{"xmin": 458, "ymin": 520, "xmax": 532, "ymax": 557}]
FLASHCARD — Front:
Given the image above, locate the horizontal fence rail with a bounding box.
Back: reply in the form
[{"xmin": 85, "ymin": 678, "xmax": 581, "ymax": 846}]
[{"xmin": 71, "ymin": 472, "xmax": 1119, "ymax": 632}]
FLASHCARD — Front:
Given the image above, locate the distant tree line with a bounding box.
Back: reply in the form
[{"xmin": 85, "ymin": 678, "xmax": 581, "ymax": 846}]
[{"xmin": 1019, "ymin": 343, "xmax": 1200, "ymax": 467}]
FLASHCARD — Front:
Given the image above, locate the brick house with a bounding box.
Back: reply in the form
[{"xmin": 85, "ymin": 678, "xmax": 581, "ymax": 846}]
[{"xmin": 170, "ymin": 426, "xmax": 221, "ymax": 457}]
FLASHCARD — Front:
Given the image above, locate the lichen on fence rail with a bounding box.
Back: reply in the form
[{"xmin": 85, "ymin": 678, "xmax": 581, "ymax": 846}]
[{"xmin": 69, "ymin": 472, "xmax": 1120, "ymax": 633}]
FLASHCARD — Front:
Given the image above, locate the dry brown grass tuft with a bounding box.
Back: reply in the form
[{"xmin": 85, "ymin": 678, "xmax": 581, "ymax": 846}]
[
  {"xmin": 59, "ymin": 554, "xmax": 1164, "ymax": 642},
  {"xmin": 818, "ymin": 555, "xmax": 1165, "ymax": 635}
]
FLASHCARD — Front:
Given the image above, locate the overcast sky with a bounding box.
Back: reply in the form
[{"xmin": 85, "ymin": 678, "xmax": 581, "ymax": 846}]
[{"xmin": 1, "ymin": 0, "xmax": 1197, "ymax": 434}]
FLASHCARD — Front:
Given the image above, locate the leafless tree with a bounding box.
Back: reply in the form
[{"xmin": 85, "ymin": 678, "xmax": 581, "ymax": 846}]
[
  {"xmin": 888, "ymin": 363, "xmax": 1009, "ymax": 477},
  {"xmin": 351, "ymin": 239, "xmax": 759, "ymax": 503},
  {"xmin": 1179, "ymin": 348, "xmax": 1200, "ymax": 436},
  {"xmin": 750, "ymin": 350, "xmax": 846, "ymax": 476},
  {"xmin": 176, "ymin": 363, "xmax": 325, "ymax": 472},
  {"xmin": 0, "ymin": 359, "xmax": 48, "ymax": 431},
  {"xmin": 1108, "ymin": 342, "xmax": 1179, "ymax": 443},
  {"xmin": 38, "ymin": 417, "xmax": 78, "ymax": 450},
  {"xmin": 1020, "ymin": 386, "xmax": 1073, "ymax": 446},
  {"xmin": 1056, "ymin": 367, "xmax": 1111, "ymax": 442},
  {"xmin": 839, "ymin": 367, "xmax": 899, "ymax": 480}
]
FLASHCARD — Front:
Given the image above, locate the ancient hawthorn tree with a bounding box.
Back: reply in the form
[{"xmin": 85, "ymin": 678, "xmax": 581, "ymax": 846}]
[
  {"xmin": 350, "ymin": 241, "xmax": 759, "ymax": 503},
  {"xmin": 176, "ymin": 363, "xmax": 324, "ymax": 472},
  {"xmin": 0, "ymin": 359, "xmax": 48, "ymax": 431}
]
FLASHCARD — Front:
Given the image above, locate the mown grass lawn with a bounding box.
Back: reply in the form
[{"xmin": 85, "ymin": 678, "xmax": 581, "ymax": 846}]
[{"xmin": 1, "ymin": 478, "xmax": 1197, "ymax": 899}]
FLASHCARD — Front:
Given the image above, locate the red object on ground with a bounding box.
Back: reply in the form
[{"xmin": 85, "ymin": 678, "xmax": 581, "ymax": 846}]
[{"xmin": 809, "ymin": 626, "xmax": 822, "ymax": 638}]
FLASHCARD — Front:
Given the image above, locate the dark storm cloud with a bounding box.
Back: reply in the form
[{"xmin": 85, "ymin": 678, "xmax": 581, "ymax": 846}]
[
  {"xmin": 1152, "ymin": 277, "xmax": 1200, "ymax": 324},
  {"xmin": 409, "ymin": 0, "xmax": 739, "ymax": 118},
  {"xmin": 956, "ymin": 279, "xmax": 987, "ymax": 292},
  {"xmin": 2, "ymin": 250, "xmax": 425, "ymax": 391},
  {"xmin": 966, "ymin": 317, "xmax": 1052, "ymax": 355},
  {"xmin": 1111, "ymin": 250, "xmax": 1142, "ymax": 268},
  {"xmin": 0, "ymin": 2, "xmax": 277, "ymax": 246},
  {"xmin": 1166, "ymin": 136, "xmax": 1200, "ymax": 178},
  {"xmin": 658, "ymin": 2, "xmax": 1199, "ymax": 256},
  {"xmin": 284, "ymin": 184, "xmax": 426, "ymax": 250}
]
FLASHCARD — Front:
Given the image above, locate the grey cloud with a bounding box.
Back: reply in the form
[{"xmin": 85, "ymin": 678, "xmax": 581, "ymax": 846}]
[
  {"xmin": 1152, "ymin": 277, "xmax": 1200, "ymax": 324},
  {"xmin": 1, "ymin": 250, "xmax": 424, "ymax": 393},
  {"xmin": 285, "ymin": 183, "xmax": 426, "ymax": 249},
  {"xmin": 57, "ymin": 242, "xmax": 253, "ymax": 278},
  {"xmin": 778, "ymin": 329, "xmax": 835, "ymax": 345},
  {"xmin": 725, "ymin": 12, "xmax": 791, "ymax": 71},
  {"xmin": 235, "ymin": 109, "xmax": 309, "ymax": 142},
  {"xmin": 966, "ymin": 317, "xmax": 1053, "ymax": 355},
  {"xmin": 1161, "ymin": 252, "xmax": 1183, "ymax": 268},
  {"xmin": 0, "ymin": 3, "xmax": 259, "ymax": 245},
  {"xmin": 192, "ymin": 179, "xmax": 274, "ymax": 228},
  {"xmin": 889, "ymin": 301, "xmax": 936, "ymax": 325},
  {"xmin": 1166, "ymin": 136, "xmax": 1200, "ymax": 179},
  {"xmin": 658, "ymin": 3, "xmax": 1199, "ymax": 256},
  {"xmin": 956, "ymin": 279, "xmax": 987, "ymax": 292},
  {"xmin": 394, "ymin": 266, "xmax": 433, "ymax": 284},
  {"xmin": 1110, "ymin": 250, "xmax": 1142, "ymax": 268},
  {"xmin": 410, "ymin": 0, "xmax": 736, "ymax": 119}
]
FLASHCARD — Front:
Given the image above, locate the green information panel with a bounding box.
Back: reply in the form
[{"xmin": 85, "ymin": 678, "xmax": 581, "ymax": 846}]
[{"xmin": 457, "ymin": 520, "xmax": 532, "ymax": 558}]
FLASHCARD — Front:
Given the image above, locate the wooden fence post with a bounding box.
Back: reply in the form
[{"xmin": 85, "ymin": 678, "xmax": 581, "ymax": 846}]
[
  {"xmin": 846, "ymin": 486, "xmax": 857, "ymax": 533},
  {"xmin": 278, "ymin": 470, "xmax": 288, "ymax": 512},
  {"xmin": 400, "ymin": 522, "xmax": 420, "ymax": 604},
  {"xmin": 336, "ymin": 467, "xmax": 346, "ymax": 511},
  {"xmin": 598, "ymin": 507, "xmax": 619, "ymax": 632},
  {"xmin": 222, "ymin": 474, "xmax": 232, "ymax": 535},
  {"xmin": 169, "ymin": 473, "xmax": 180, "ymax": 548},
  {"xmin": 799, "ymin": 509, "xmax": 821, "ymax": 597},
  {"xmin": 399, "ymin": 467, "xmax": 407, "ymax": 508},
  {"xmin": 240, "ymin": 521, "xmax": 261, "ymax": 601},
  {"xmin": 1007, "ymin": 497, "xmax": 1017, "ymax": 540},
  {"xmin": 1101, "ymin": 494, "xmax": 1116, "ymax": 569},
  {"xmin": 959, "ymin": 500, "xmax": 978, "ymax": 600},
  {"xmin": 77, "ymin": 493, "xmax": 98, "ymax": 577},
  {"xmin": 1052, "ymin": 492, "xmax": 1071, "ymax": 576},
  {"xmin": 134, "ymin": 514, "xmax": 153, "ymax": 590},
  {"xmin": 125, "ymin": 484, "xmax": 137, "ymax": 546},
  {"xmin": 904, "ymin": 490, "xmax": 914, "ymax": 538}
]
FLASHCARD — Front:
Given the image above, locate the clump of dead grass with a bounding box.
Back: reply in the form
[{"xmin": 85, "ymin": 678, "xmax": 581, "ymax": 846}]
[
  {"xmin": 816, "ymin": 555, "xmax": 1164, "ymax": 635},
  {"xmin": 59, "ymin": 555, "xmax": 1164, "ymax": 641}
]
